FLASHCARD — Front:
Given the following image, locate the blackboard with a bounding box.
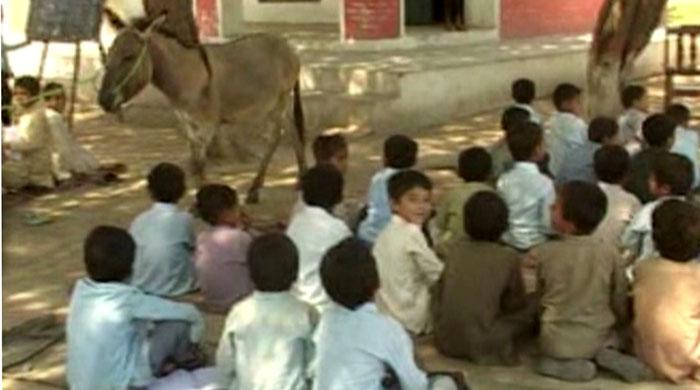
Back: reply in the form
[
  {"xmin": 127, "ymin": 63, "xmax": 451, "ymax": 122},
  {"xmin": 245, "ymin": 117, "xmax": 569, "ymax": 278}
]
[{"xmin": 26, "ymin": 0, "xmax": 104, "ymax": 42}]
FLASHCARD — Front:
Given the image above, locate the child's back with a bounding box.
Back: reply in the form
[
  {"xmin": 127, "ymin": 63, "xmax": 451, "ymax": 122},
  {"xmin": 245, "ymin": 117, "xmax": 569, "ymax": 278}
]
[
  {"xmin": 667, "ymin": 104, "xmax": 700, "ymax": 188},
  {"xmin": 547, "ymin": 83, "xmax": 587, "ymax": 176}
]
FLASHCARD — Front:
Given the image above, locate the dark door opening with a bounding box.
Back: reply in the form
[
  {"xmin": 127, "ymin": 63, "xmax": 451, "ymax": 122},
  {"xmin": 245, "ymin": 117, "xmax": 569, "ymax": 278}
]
[{"xmin": 405, "ymin": 0, "xmax": 446, "ymax": 26}]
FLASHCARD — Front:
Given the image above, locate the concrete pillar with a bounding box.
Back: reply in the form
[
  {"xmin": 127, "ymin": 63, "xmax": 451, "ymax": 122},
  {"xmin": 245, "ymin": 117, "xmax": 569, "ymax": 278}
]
[{"xmin": 466, "ymin": 0, "xmax": 500, "ymax": 29}]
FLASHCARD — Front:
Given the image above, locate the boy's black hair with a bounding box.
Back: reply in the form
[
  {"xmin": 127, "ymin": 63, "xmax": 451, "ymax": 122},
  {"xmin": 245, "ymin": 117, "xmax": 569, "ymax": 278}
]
[
  {"xmin": 147, "ymin": 162, "xmax": 186, "ymax": 203},
  {"xmin": 665, "ymin": 103, "xmax": 691, "ymax": 127},
  {"xmin": 506, "ymin": 121, "xmax": 543, "ymax": 161},
  {"xmin": 312, "ymin": 134, "xmax": 348, "ymax": 164},
  {"xmin": 512, "ymin": 78, "xmax": 536, "ymax": 104},
  {"xmin": 387, "ymin": 169, "xmax": 433, "ymax": 202},
  {"xmin": 652, "ymin": 199, "xmax": 700, "ymax": 262},
  {"xmin": 642, "ymin": 114, "xmax": 676, "ymax": 148},
  {"xmin": 594, "ymin": 145, "xmax": 630, "ymax": 184},
  {"xmin": 458, "ymin": 147, "xmax": 492, "ymax": 182},
  {"xmin": 620, "ymin": 85, "xmax": 647, "ymax": 109},
  {"xmin": 559, "ymin": 181, "xmax": 608, "ymax": 235},
  {"xmin": 14, "ymin": 76, "xmax": 40, "ymax": 97},
  {"xmin": 320, "ymin": 237, "xmax": 379, "ymax": 310},
  {"xmin": 552, "ymin": 83, "xmax": 582, "ymax": 112},
  {"xmin": 194, "ymin": 184, "xmax": 238, "ymax": 225},
  {"xmin": 588, "ymin": 116, "xmax": 619, "ymax": 144},
  {"xmin": 302, "ymin": 164, "xmax": 344, "ymax": 211},
  {"xmin": 652, "ymin": 153, "xmax": 694, "ymax": 196},
  {"xmin": 248, "ymin": 233, "xmax": 299, "ymax": 292},
  {"xmin": 84, "ymin": 225, "xmax": 136, "ymax": 282},
  {"xmin": 384, "ymin": 134, "xmax": 418, "ymax": 169},
  {"xmin": 43, "ymin": 81, "xmax": 66, "ymax": 97},
  {"xmin": 463, "ymin": 191, "xmax": 509, "ymax": 242},
  {"xmin": 500, "ymin": 106, "xmax": 530, "ymax": 133}
]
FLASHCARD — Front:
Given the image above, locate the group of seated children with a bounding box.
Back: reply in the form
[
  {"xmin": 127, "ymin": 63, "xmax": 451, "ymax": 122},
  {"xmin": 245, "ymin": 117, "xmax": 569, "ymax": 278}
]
[
  {"xmin": 2, "ymin": 75, "xmax": 121, "ymax": 194},
  {"xmin": 66, "ymin": 78, "xmax": 700, "ymax": 389}
]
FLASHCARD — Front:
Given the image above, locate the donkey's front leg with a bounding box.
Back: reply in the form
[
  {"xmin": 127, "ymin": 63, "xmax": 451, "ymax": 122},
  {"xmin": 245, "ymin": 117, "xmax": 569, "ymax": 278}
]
[
  {"xmin": 246, "ymin": 125, "xmax": 283, "ymax": 204},
  {"xmin": 175, "ymin": 111, "xmax": 217, "ymax": 187}
]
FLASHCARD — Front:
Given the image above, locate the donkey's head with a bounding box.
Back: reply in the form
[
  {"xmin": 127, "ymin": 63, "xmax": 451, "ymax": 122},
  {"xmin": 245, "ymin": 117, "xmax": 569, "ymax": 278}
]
[{"xmin": 98, "ymin": 16, "xmax": 165, "ymax": 112}]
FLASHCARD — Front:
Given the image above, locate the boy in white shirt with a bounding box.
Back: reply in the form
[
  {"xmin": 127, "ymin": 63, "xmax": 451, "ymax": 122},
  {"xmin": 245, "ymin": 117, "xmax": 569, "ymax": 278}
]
[
  {"xmin": 314, "ymin": 237, "xmax": 465, "ymax": 390},
  {"xmin": 547, "ymin": 83, "xmax": 587, "ymax": 177},
  {"xmin": 511, "ymin": 78, "xmax": 542, "ymax": 124},
  {"xmin": 666, "ymin": 103, "xmax": 700, "ymax": 189},
  {"xmin": 287, "ymin": 164, "xmax": 352, "ymax": 311},
  {"xmin": 498, "ymin": 121, "xmax": 556, "ymax": 251},
  {"xmin": 618, "ymin": 85, "xmax": 649, "ymax": 153},
  {"xmin": 373, "ymin": 170, "xmax": 444, "ymax": 335},
  {"xmin": 217, "ymin": 233, "xmax": 317, "ymax": 390},
  {"xmin": 622, "ymin": 153, "xmax": 695, "ymax": 266}
]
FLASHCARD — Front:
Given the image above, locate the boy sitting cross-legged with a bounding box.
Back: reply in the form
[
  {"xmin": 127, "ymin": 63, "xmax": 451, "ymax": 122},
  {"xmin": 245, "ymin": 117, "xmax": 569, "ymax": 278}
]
[
  {"xmin": 490, "ymin": 106, "xmax": 531, "ymax": 180},
  {"xmin": 216, "ymin": 233, "xmax": 317, "ymax": 390},
  {"xmin": 373, "ymin": 170, "xmax": 444, "ymax": 335},
  {"xmin": 511, "ymin": 78, "xmax": 542, "ymax": 124},
  {"xmin": 667, "ymin": 103, "xmax": 700, "ymax": 189},
  {"xmin": 547, "ymin": 83, "xmax": 587, "ymax": 177},
  {"xmin": 314, "ymin": 237, "xmax": 466, "ymax": 390},
  {"xmin": 535, "ymin": 181, "xmax": 653, "ymax": 383},
  {"xmin": 434, "ymin": 191, "xmax": 537, "ymax": 366},
  {"xmin": 618, "ymin": 85, "xmax": 649, "ymax": 153},
  {"xmin": 67, "ymin": 226, "xmax": 205, "ymax": 390}
]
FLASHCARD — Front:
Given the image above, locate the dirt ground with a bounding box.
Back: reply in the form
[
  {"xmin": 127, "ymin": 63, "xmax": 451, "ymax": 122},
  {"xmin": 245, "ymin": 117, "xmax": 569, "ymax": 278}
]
[{"xmin": 2, "ymin": 88, "xmax": 689, "ymax": 389}]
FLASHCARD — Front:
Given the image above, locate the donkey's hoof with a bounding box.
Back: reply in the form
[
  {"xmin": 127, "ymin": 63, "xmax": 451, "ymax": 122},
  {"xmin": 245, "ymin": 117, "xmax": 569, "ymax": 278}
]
[{"xmin": 246, "ymin": 192, "xmax": 260, "ymax": 204}]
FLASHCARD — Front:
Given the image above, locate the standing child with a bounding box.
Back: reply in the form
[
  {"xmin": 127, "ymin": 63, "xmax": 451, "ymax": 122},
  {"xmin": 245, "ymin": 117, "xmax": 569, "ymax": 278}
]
[
  {"xmin": 443, "ymin": 0, "xmax": 466, "ymax": 31},
  {"xmin": 547, "ymin": 83, "xmax": 587, "ymax": 177},
  {"xmin": 593, "ymin": 145, "xmax": 642, "ymax": 247},
  {"xmin": 358, "ymin": 134, "xmax": 419, "ymax": 244},
  {"xmin": 618, "ymin": 85, "xmax": 649, "ymax": 153},
  {"xmin": 434, "ymin": 191, "xmax": 537, "ymax": 365},
  {"xmin": 193, "ymin": 184, "xmax": 254, "ymax": 313},
  {"xmin": 216, "ymin": 233, "xmax": 316, "ymax": 390},
  {"xmin": 287, "ymin": 164, "xmax": 352, "ymax": 311},
  {"xmin": 497, "ymin": 121, "xmax": 555, "ymax": 251},
  {"xmin": 434, "ymin": 147, "xmax": 493, "ymax": 249},
  {"xmin": 511, "ymin": 78, "xmax": 541, "ymax": 124},
  {"xmin": 373, "ymin": 170, "xmax": 444, "ymax": 335},
  {"xmin": 622, "ymin": 153, "xmax": 694, "ymax": 265},
  {"xmin": 67, "ymin": 226, "xmax": 205, "ymax": 390},
  {"xmin": 535, "ymin": 181, "xmax": 652, "ymax": 383},
  {"xmin": 666, "ymin": 103, "xmax": 700, "ymax": 189},
  {"xmin": 314, "ymin": 237, "xmax": 464, "ymax": 390},
  {"xmin": 491, "ymin": 106, "xmax": 531, "ymax": 180},
  {"xmin": 633, "ymin": 200, "xmax": 700, "ymax": 384},
  {"xmin": 130, "ymin": 163, "xmax": 196, "ymax": 297}
]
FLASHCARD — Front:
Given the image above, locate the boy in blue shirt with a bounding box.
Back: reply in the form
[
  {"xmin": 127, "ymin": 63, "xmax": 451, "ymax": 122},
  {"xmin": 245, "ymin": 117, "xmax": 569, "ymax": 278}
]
[
  {"xmin": 547, "ymin": 83, "xmax": 587, "ymax": 177},
  {"xmin": 67, "ymin": 226, "xmax": 205, "ymax": 390},
  {"xmin": 511, "ymin": 78, "xmax": 542, "ymax": 124},
  {"xmin": 666, "ymin": 104, "xmax": 699, "ymax": 189},
  {"xmin": 130, "ymin": 162, "xmax": 196, "ymax": 296}
]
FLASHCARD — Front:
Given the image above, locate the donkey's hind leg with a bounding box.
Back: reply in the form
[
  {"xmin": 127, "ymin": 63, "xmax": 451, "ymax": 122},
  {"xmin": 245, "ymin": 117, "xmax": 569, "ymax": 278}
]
[
  {"xmin": 245, "ymin": 124, "xmax": 283, "ymax": 204},
  {"xmin": 175, "ymin": 110, "xmax": 217, "ymax": 187}
]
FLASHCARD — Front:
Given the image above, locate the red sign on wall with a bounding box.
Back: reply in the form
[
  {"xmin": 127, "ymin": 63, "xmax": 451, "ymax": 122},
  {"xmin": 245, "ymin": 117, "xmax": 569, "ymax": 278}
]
[
  {"xmin": 501, "ymin": 0, "xmax": 605, "ymax": 39},
  {"xmin": 344, "ymin": 0, "xmax": 400, "ymax": 40},
  {"xmin": 195, "ymin": 0, "xmax": 220, "ymax": 39}
]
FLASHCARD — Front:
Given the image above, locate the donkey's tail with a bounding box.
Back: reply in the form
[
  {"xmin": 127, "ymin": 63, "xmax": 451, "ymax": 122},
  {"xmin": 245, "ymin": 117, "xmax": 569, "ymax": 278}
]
[{"xmin": 293, "ymin": 80, "xmax": 306, "ymax": 150}]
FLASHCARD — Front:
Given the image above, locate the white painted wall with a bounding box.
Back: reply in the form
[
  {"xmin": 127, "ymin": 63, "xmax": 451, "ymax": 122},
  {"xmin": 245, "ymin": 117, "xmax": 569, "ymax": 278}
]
[
  {"xmin": 242, "ymin": 0, "xmax": 340, "ymax": 24},
  {"xmin": 466, "ymin": 0, "xmax": 499, "ymax": 29}
]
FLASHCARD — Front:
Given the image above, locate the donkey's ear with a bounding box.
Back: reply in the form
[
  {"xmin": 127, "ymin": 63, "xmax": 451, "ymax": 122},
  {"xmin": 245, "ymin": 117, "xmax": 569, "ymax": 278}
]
[{"xmin": 144, "ymin": 14, "xmax": 167, "ymax": 36}]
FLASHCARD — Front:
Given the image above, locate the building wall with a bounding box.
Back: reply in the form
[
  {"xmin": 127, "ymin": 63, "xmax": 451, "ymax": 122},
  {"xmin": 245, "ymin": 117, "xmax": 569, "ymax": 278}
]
[
  {"xmin": 500, "ymin": 0, "xmax": 605, "ymax": 39},
  {"xmin": 242, "ymin": 0, "xmax": 340, "ymax": 23}
]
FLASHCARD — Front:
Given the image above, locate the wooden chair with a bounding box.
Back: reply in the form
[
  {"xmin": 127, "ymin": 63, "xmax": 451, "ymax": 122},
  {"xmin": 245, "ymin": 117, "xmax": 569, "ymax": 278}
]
[{"xmin": 664, "ymin": 25, "xmax": 700, "ymax": 108}]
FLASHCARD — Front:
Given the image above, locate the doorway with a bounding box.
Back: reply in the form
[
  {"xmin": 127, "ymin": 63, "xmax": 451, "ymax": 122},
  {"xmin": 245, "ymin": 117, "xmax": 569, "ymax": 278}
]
[{"xmin": 405, "ymin": 0, "xmax": 446, "ymax": 26}]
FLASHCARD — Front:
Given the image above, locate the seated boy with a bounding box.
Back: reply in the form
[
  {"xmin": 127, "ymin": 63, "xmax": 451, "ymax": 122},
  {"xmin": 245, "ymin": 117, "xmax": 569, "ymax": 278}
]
[
  {"xmin": 314, "ymin": 237, "xmax": 464, "ymax": 390},
  {"xmin": 667, "ymin": 103, "xmax": 700, "ymax": 189},
  {"xmin": 511, "ymin": 78, "xmax": 541, "ymax": 124},
  {"xmin": 130, "ymin": 163, "xmax": 196, "ymax": 297},
  {"xmin": 434, "ymin": 191, "xmax": 537, "ymax": 365},
  {"xmin": 490, "ymin": 106, "xmax": 530, "ymax": 180},
  {"xmin": 373, "ymin": 170, "xmax": 444, "ymax": 335},
  {"xmin": 547, "ymin": 83, "xmax": 587, "ymax": 177},
  {"xmin": 497, "ymin": 121, "xmax": 555, "ymax": 251},
  {"xmin": 535, "ymin": 181, "xmax": 651, "ymax": 383},
  {"xmin": 618, "ymin": 85, "xmax": 649, "ymax": 152},
  {"xmin": 633, "ymin": 200, "xmax": 700, "ymax": 384},
  {"xmin": 593, "ymin": 145, "xmax": 642, "ymax": 247},
  {"xmin": 358, "ymin": 134, "xmax": 419, "ymax": 244},
  {"xmin": 193, "ymin": 184, "xmax": 254, "ymax": 313},
  {"xmin": 287, "ymin": 164, "xmax": 352, "ymax": 311},
  {"xmin": 434, "ymin": 147, "xmax": 493, "ymax": 249},
  {"xmin": 216, "ymin": 233, "xmax": 316, "ymax": 390},
  {"xmin": 556, "ymin": 116, "xmax": 620, "ymax": 186},
  {"xmin": 67, "ymin": 226, "xmax": 205, "ymax": 389},
  {"xmin": 2, "ymin": 76, "xmax": 54, "ymax": 191},
  {"xmin": 622, "ymin": 153, "xmax": 694, "ymax": 265},
  {"xmin": 623, "ymin": 114, "xmax": 677, "ymax": 203}
]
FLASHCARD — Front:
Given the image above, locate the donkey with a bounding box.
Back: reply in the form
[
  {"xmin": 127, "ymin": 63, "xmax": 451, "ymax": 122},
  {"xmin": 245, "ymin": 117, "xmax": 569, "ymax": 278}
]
[{"xmin": 98, "ymin": 18, "xmax": 307, "ymax": 203}]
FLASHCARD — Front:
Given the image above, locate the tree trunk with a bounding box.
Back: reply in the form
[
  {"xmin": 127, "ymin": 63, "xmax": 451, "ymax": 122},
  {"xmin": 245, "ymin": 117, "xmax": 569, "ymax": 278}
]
[{"xmin": 587, "ymin": 0, "xmax": 668, "ymax": 118}]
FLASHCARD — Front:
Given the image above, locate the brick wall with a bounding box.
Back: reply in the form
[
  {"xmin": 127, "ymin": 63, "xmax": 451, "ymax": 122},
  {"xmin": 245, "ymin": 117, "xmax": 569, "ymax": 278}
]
[{"xmin": 500, "ymin": 0, "xmax": 606, "ymax": 39}]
